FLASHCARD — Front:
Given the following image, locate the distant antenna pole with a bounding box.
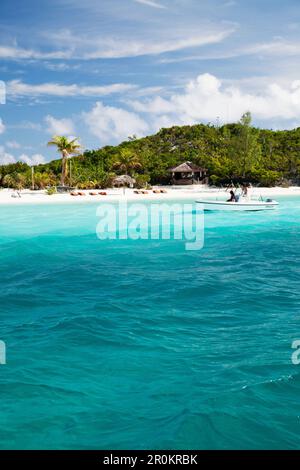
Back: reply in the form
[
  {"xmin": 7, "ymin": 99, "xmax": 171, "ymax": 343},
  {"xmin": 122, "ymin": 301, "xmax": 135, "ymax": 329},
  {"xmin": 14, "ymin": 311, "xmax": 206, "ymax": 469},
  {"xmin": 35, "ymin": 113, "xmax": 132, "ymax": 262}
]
[{"xmin": 31, "ymin": 166, "xmax": 35, "ymax": 190}]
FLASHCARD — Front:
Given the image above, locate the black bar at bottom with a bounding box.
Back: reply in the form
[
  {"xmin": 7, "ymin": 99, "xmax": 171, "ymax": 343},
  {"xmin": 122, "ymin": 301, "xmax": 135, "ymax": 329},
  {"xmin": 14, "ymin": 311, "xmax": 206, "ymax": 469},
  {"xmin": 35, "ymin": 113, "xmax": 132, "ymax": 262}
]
[{"xmin": 0, "ymin": 450, "xmax": 299, "ymax": 465}]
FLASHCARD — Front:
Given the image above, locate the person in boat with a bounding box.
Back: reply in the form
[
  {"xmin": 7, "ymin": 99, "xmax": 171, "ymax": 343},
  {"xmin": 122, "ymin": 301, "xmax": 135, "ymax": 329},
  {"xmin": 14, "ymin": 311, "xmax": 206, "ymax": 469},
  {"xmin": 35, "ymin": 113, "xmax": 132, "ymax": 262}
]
[
  {"xmin": 227, "ymin": 190, "xmax": 237, "ymax": 202},
  {"xmin": 241, "ymin": 183, "xmax": 248, "ymax": 198}
]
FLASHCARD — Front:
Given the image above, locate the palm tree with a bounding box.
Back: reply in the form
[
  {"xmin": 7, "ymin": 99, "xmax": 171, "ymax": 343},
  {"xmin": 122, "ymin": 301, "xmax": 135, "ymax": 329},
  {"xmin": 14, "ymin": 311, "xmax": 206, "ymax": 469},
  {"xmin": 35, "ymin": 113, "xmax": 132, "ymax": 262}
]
[
  {"xmin": 113, "ymin": 148, "xmax": 142, "ymax": 176},
  {"xmin": 3, "ymin": 172, "xmax": 28, "ymax": 189},
  {"xmin": 47, "ymin": 136, "xmax": 82, "ymax": 186},
  {"xmin": 3, "ymin": 174, "xmax": 16, "ymax": 188},
  {"xmin": 34, "ymin": 172, "xmax": 57, "ymax": 189}
]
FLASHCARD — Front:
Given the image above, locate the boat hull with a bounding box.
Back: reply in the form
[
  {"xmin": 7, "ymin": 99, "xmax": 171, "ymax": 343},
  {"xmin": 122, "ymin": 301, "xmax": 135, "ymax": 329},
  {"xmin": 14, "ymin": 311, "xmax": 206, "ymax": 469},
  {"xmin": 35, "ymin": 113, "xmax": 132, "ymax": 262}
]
[{"xmin": 196, "ymin": 200, "xmax": 279, "ymax": 211}]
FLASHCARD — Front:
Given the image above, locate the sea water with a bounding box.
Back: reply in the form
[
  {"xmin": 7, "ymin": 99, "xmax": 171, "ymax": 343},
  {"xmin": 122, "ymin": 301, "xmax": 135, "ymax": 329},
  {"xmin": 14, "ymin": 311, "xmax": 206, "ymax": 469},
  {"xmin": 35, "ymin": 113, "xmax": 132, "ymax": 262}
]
[{"xmin": 0, "ymin": 196, "xmax": 300, "ymax": 449}]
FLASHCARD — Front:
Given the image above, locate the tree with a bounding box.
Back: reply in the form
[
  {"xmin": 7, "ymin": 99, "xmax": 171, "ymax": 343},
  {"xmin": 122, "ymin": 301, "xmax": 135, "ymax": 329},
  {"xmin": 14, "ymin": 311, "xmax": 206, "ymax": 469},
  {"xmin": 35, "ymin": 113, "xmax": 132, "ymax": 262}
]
[
  {"xmin": 34, "ymin": 172, "xmax": 57, "ymax": 189},
  {"xmin": 113, "ymin": 148, "xmax": 142, "ymax": 175},
  {"xmin": 235, "ymin": 112, "xmax": 261, "ymax": 178},
  {"xmin": 47, "ymin": 136, "xmax": 82, "ymax": 186},
  {"xmin": 2, "ymin": 172, "xmax": 29, "ymax": 189},
  {"xmin": 4, "ymin": 121, "xmax": 300, "ymax": 189},
  {"xmin": 2, "ymin": 174, "xmax": 16, "ymax": 188}
]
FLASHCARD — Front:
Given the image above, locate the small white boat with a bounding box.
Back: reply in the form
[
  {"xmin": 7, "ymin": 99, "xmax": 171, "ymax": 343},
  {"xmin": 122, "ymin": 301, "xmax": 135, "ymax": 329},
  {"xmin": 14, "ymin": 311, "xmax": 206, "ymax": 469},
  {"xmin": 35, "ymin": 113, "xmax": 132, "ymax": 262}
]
[{"xmin": 196, "ymin": 198, "xmax": 279, "ymax": 211}]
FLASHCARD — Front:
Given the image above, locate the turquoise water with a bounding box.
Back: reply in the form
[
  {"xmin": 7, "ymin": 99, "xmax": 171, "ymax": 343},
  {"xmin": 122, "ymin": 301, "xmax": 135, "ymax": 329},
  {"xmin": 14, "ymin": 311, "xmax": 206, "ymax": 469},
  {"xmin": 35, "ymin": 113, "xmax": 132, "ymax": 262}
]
[{"xmin": 0, "ymin": 196, "xmax": 300, "ymax": 449}]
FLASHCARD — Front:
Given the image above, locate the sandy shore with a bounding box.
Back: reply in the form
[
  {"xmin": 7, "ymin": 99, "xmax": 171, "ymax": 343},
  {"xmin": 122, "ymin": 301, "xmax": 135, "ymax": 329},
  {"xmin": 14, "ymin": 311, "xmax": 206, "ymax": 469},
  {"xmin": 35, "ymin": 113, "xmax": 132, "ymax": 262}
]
[{"xmin": 1, "ymin": 185, "xmax": 300, "ymax": 205}]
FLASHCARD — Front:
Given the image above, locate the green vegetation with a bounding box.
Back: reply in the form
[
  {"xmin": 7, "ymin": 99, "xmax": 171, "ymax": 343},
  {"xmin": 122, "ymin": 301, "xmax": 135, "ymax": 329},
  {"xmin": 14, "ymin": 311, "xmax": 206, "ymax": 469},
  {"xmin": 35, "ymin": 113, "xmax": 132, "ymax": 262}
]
[
  {"xmin": 46, "ymin": 186, "xmax": 57, "ymax": 195},
  {"xmin": 47, "ymin": 135, "xmax": 82, "ymax": 185},
  {"xmin": 1, "ymin": 113, "xmax": 300, "ymax": 189},
  {"xmin": 112, "ymin": 148, "xmax": 142, "ymax": 175}
]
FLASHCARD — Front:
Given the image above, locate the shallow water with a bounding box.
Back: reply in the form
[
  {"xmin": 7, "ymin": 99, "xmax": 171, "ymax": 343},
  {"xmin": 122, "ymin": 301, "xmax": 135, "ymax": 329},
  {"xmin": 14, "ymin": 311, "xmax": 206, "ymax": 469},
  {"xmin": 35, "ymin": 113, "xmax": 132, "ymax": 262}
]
[{"xmin": 0, "ymin": 196, "xmax": 300, "ymax": 449}]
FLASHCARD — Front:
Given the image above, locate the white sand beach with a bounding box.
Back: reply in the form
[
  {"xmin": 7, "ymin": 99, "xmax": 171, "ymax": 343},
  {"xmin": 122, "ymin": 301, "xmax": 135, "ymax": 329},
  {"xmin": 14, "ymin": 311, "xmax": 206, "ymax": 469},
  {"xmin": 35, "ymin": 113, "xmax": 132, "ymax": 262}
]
[{"xmin": 1, "ymin": 185, "xmax": 300, "ymax": 205}]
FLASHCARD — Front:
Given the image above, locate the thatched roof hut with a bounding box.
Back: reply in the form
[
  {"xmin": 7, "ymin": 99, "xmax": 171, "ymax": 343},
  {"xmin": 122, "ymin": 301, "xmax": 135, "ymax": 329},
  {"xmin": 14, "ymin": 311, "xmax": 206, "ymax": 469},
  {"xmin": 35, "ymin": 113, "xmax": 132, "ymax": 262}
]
[
  {"xmin": 113, "ymin": 175, "xmax": 136, "ymax": 187},
  {"xmin": 169, "ymin": 161, "xmax": 207, "ymax": 185}
]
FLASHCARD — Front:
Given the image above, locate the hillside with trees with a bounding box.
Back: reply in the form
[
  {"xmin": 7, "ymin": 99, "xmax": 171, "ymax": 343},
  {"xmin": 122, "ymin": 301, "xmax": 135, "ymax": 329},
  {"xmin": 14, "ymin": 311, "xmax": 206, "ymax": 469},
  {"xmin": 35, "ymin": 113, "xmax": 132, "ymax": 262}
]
[{"xmin": 1, "ymin": 113, "xmax": 300, "ymax": 189}]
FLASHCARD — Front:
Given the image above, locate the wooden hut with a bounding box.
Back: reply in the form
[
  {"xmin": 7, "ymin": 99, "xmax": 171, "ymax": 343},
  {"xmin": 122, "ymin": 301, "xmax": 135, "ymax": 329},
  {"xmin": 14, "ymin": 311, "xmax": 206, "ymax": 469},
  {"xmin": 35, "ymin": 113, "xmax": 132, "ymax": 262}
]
[{"xmin": 169, "ymin": 161, "xmax": 208, "ymax": 185}]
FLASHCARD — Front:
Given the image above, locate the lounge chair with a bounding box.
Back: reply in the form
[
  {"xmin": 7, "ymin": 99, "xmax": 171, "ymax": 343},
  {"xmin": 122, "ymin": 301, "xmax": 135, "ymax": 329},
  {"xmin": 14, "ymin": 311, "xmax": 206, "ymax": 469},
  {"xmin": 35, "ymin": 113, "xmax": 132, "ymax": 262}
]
[
  {"xmin": 153, "ymin": 189, "xmax": 161, "ymax": 194},
  {"xmin": 141, "ymin": 190, "xmax": 148, "ymax": 194},
  {"xmin": 134, "ymin": 190, "xmax": 142, "ymax": 194},
  {"xmin": 89, "ymin": 192, "xmax": 98, "ymax": 196},
  {"xmin": 99, "ymin": 191, "xmax": 107, "ymax": 196},
  {"xmin": 11, "ymin": 191, "xmax": 22, "ymax": 198},
  {"xmin": 160, "ymin": 189, "xmax": 167, "ymax": 193},
  {"xmin": 70, "ymin": 191, "xmax": 79, "ymax": 196},
  {"xmin": 78, "ymin": 191, "xmax": 86, "ymax": 196}
]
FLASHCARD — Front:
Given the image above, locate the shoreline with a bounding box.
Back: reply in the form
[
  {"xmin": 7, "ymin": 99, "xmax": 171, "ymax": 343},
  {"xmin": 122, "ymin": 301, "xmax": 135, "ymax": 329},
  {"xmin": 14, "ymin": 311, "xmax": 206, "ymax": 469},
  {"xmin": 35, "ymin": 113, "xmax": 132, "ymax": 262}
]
[{"xmin": 1, "ymin": 185, "xmax": 300, "ymax": 205}]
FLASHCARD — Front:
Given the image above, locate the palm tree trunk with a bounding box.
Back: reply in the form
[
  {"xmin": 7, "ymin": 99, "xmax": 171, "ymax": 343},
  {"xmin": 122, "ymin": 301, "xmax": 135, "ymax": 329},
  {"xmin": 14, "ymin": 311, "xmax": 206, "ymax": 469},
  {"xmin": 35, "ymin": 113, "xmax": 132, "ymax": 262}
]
[{"xmin": 61, "ymin": 151, "xmax": 69, "ymax": 186}]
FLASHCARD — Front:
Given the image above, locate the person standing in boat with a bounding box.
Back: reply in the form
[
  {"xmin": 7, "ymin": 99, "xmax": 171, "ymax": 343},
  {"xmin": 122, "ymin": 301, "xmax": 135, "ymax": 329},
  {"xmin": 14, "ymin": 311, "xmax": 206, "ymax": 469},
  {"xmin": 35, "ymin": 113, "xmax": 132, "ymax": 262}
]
[
  {"xmin": 241, "ymin": 183, "xmax": 252, "ymax": 200},
  {"xmin": 242, "ymin": 184, "xmax": 248, "ymax": 197}
]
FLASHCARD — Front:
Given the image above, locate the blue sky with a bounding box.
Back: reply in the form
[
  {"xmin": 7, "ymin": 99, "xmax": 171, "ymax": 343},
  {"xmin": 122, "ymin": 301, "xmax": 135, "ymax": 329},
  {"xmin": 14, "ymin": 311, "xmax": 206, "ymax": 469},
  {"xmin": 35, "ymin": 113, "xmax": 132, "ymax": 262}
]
[{"xmin": 1, "ymin": 0, "xmax": 300, "ymax": 164}]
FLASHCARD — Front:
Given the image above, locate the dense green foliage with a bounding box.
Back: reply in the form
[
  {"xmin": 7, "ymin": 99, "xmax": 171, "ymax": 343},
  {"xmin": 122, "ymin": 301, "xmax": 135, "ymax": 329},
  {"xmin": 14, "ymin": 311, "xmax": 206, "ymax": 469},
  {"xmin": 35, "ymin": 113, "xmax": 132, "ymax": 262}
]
[{"xmin": 2, "ymin": 113, "xmax": 300, "ymax": 189}]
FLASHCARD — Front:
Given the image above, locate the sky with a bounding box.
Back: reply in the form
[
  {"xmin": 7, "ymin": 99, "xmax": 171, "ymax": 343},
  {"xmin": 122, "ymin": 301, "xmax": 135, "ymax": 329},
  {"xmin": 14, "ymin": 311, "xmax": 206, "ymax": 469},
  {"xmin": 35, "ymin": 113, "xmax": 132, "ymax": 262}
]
[{"xmin": 1, "ymin": 0, "xmax": 300, "ymax": 164}]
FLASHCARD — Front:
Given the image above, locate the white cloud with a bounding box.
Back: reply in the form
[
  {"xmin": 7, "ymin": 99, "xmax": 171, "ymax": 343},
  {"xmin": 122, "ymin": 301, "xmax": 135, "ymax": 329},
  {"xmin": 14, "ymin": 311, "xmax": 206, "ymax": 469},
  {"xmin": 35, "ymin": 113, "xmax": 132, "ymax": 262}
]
[
  {"xmin": 133, "ymin": 86, "xmax": 164, "ymax": 97},
  {"xmin": 45, "ymin": 115, "xmax": 75, "ymax": 136},
  {"xmin": 0, "ymin": 23, "xmax": 234, "ymax": 62},
  {"xmin": 55, "ymin": 27, "xmax": 235, "ymax": 59},
  {"xmin": 0, "ymin": 118, "xmax": 5, "ymax": 134},
  {"xmin": 13, "ymin": 121, "xmax": 42, "ymax": 131},
  {"xmin": 82, "ymin": 101, "xmax": 149, "ymax": 145},
  {"xmin": 6, "ymin": 141, "xmax": 21, "ymax": 149},
  {"xmin": 161, "ymin": 39, "xmax": 300, "ymax": 64},
  {"xmin": 0, "ymin": 146, "xmax": 15, "ymax": 165},
  {"xmin": 0, "ymin": 45, "xmax": 68, "ymax": 60},
  {"xmin": 126, "ymin": 73, "xmax": 300, "ymax": 126},
  {"xmin": 134, "ymin": 0, "xmax": 166, "ymax": 9},
  {"xmin": 130, "ymin": 96, "xmax": 175, "ymax": 114},
  {"xmin": 84, "ymin": 73, "xmax": 300, "ymax": 146},
  {"xmin": 7, "ymin": 80, "xmax": 136, "ymax": 98},
  {"xmin": 0, "ymin": 146, "xmax": 46, "ymax": 166},
  {"xmin": 42, "ymin": 62, "xmax": 81, "ymax": 72},
  {"xmin": 244, "ymin": 40, "xmax": 300, "ymax": 57},
  {"xmin": 20, "ymin": 153, "xmax": 45, "ymax": 166}
]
